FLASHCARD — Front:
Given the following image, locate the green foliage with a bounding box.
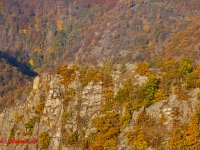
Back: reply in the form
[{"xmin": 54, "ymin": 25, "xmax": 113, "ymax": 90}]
[
  {"xmin": 24, "ymin": 116, "xmax": 39, "ymax": 135},
  {"xmin": 67, "ymin": 131, "xmax": 78, "ymax": 145},
  {"xmin": 131, "ymin": 99, "xmax": 146, "ymax": 111},
  {"xmin": 120, "ymin": 103, "xmax": 132, "ymax": 132},
  {"xmin": 66, "ymin": 88, "xmax": 76, "ymax": 96},
  {"xmin": 62, "ymin": 110, "xmax": 73, "ymax": 123},
  {"xmin": 63, "ymin": 95, "xmax": 72, "ymax": 106},
  {"xmin": 9, "ymin": 124, "xmax": 17, "ymax": 139},
  {"xmin": 102, "ymin": 58, "xmax": 113, "ymax": 75},
  {"xmin": 120, "ymin": 62, "xmax": 127, "ymax": 73},
  {"xmin": 102, "ymin": 73, "xmax": 114, "ymax": 102},
  {"xmin": 63, "ymin": 0, "xmax": 68, "ymax": 4},
  {"xmin": 39, "ymin": 132, "xmax": 52, "ymax": 149},
  {"xmin": 115, "ymin": 79, "xmax": 133, "ymax": 103},
  {"xmin": 186, "ymin": 71, "xmax": 198, "ymax": 88},
  {"xmin": 140, "ymin": 76, "xmax": 159, "ymax": 101},
  {"xmin": 178, "ymin": 58, "xmax": 193, "ymax": 74}
]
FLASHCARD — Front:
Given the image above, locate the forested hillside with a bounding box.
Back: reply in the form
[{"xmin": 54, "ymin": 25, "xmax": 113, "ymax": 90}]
[
  {"xmin": 1, "ymin": 61, "xmax": 200, "ymax": 149},
  {"xmin": 1, "ymin": 0, "xmax": 200, "ymax": 149},
  {"xmin": 1, "ymin": 0, "xmax": 200, "ymax": 108},
  {"xmin": 1, "ymin": 0, "xmax": 200, "ymax": 69}
]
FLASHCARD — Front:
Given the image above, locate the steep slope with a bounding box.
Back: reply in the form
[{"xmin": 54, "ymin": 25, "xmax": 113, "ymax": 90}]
[
  {"xmin": 1, "ymin": 0, "xmax": 200, "ymax": 106},
  {"xmin": 1, "ymin": 63, "xmax": 200, "ymax": 149},
  {"xmin": 1, "ymin": 0, "xmax": 200, "ymax": 72},
  {"xmin": 0, "ymin": 58, "xmax": 32, "ymax": 111}
]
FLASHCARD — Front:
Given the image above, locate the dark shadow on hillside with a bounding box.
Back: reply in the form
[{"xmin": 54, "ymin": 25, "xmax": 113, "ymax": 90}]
[{"xmin": 0, "ymin": 51, "xmax": 38, "ymax": 77}]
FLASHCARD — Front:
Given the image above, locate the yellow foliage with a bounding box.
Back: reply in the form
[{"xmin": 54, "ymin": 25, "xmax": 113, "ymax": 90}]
[
  {"xmin": 18, "ymin": 29, "xmax": 27, "ymax": 34},
  {"xmin": 22, "ymin": 29, "xmax": 27, "ymax": 33},
  {"xmin": 39, "ymin": 132, "xmax": 52, "ymax": 149},
  {"xmin": 163, "ymin": 60, "xmax": 175, "ymax": 70},
  {"xmin": 87, "ymin": 112, "xmax": 120, "ymax": 149},
  {"xmin": 158, "ymin": 114, "xmax": 167, "ymax": 125},
  {"xmin": 185, "ymin": 114, "xmax": 200, "ymax": 149},
  {"xmin": 197, "ymin": 91, "xmax": 200, "ymax": 99},
  {"xmin": 67, "ymin": 131, "xmax": 78, "ymax": 145},
  {"xmin": 144, "ymin": 25, "xmax": 150, "ymax": 31},
  {"xmin": 148, "ymin": 41, "xmax": 153, "ymax": 47},
  {"xmin": 168, "ymin": 111, "xmax": 200, "ymax": 149},
  {"xmin": 154, "ymin": 89, "xmax": 167, "ymax": 102},
  {"xmin": 78, "ymin": 67, "xmax": 102, "ymax": 87},
  {"xmin": 35, "ymin": 102, "xmax": 45, "ymax": 117},
  {"xmin": 136, "ymin": 62, "xmax": 151, "ymax": 76},
  {"xmin": 120, "ymin": 104, "xmax": 132, "ymax": 132},
  {"xmin": 29, "ymin": 59, "xmax": 34, "ymax": 66},
  {"xmin": 185, "ymin": 17, "xmax": 193, "ymax": 21},
  {"xmin": 13, "ymin": 112, "xmax": 24, "ymax": 123},
  {"xmin": 56, "ymin": 20, "xmax": 64, "ymax": 31},
  {"xmin": 53, "ymin": 60, "xmax": 57, "ymax": 66},
  {"xmin": 126, "ymin": 126, "xmax": 147, "ymax": 150},
  {"xmin": 33, "ymin": 45, "xmax": 41, "ymax": 53},
  {"xmin": 167, "ymin": 128, "xmax": 187, "ymax": 149},
  {"xmin": 34, "ymin": 68, "xmax": 41, "ymax": 74},
  {"xmin": 56, "ymin": 65, "xmax": 80, "ymax": 88}
]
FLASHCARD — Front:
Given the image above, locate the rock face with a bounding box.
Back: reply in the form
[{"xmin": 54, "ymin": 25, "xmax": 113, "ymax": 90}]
[{"xmin": 0, "ymin": 71, "xmax": 199, "ymax": 150}]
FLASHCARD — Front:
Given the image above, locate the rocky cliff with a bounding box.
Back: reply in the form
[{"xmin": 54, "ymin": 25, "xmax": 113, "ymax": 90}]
[{"xmin": 0, "ymin": 64, "xmax": 199, "ymax": 150}]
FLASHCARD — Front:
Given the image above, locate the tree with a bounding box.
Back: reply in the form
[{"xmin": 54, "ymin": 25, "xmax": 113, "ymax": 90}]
[
  {"xmin": 167, "ymin": 128, "xmax": 187, "ymax": 150},
  {"xmin": 140, "ymin": 75, "xmax": 159, "ymax": 101},
  {"xmin": 115, "ymin": 79, "xmax": 133, "ymax": 103},
  {"xmin": 185, "ymin": 113, "xmax": 200, "ymax": 149},
  {"xmin": 136, "ymin": 62, "xmax": 151, "ymax": 76},
  {"xmin": 39, "ymin": 132, "xmax": 52, "ymax": 149},
  {"xmin": 56, "ymin": 65, "xmax": 77, "ymax": 87},
  {"xmin": 126, "ymin": 126, "xmax": 147, "ymax": 150},
  {"xmin": 178, "ymin": 58, "xmax": 193, "ymax": 74}
]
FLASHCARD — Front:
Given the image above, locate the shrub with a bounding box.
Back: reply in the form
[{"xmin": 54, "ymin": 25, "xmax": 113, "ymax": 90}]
[
  {"xmin": 158, "ymin": 114, "xmax": 167, "ymax": 125},
  {"xmin": 126, "ymin": 126, "xmax": 147, "ymax": 150},
  {"xmin": 120, "ymin": 103, "xmax": 132, "ymax": 132},
  {"xmin": 154, "ymin": 89, "xmax": 167, "ymax": 102},
  {"xmin": 24, "ymin": 116, "xmax": 39, "ymax": 135},
  {"xmin": 87, "ymin": 112, "xmax": 120, "ymax": 149},
  {"xmin": 13, "ymin": 112, "xmax": 24, "ymax": 123},
  {"xmin": 35, "ymin": 102, "xmax": 45, "ymax": 117},
  {"xmin": 197, "ymin": 91, "xmax": 200, "ymax": 100},
  {"xmin": 62, "ymin": 110, "xmax": 72, "ymax": 122},
  {"xmin": 140, "ymin": 76, "xmax": 159, "ymax": 101},
  {"xmin": 115, "ymin": 79, "xmax": 133, "ymax": 103},
  {"xmin": 136, "ymin": 62, "xmax": 151, "ymax": 76},
  {"xmin": 39, "ymin": 132, "xmax": 52, "ymax": 149},
  {"xmin": 67, "ymin": 131, "xmax": 78, "ymax": 145}
]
